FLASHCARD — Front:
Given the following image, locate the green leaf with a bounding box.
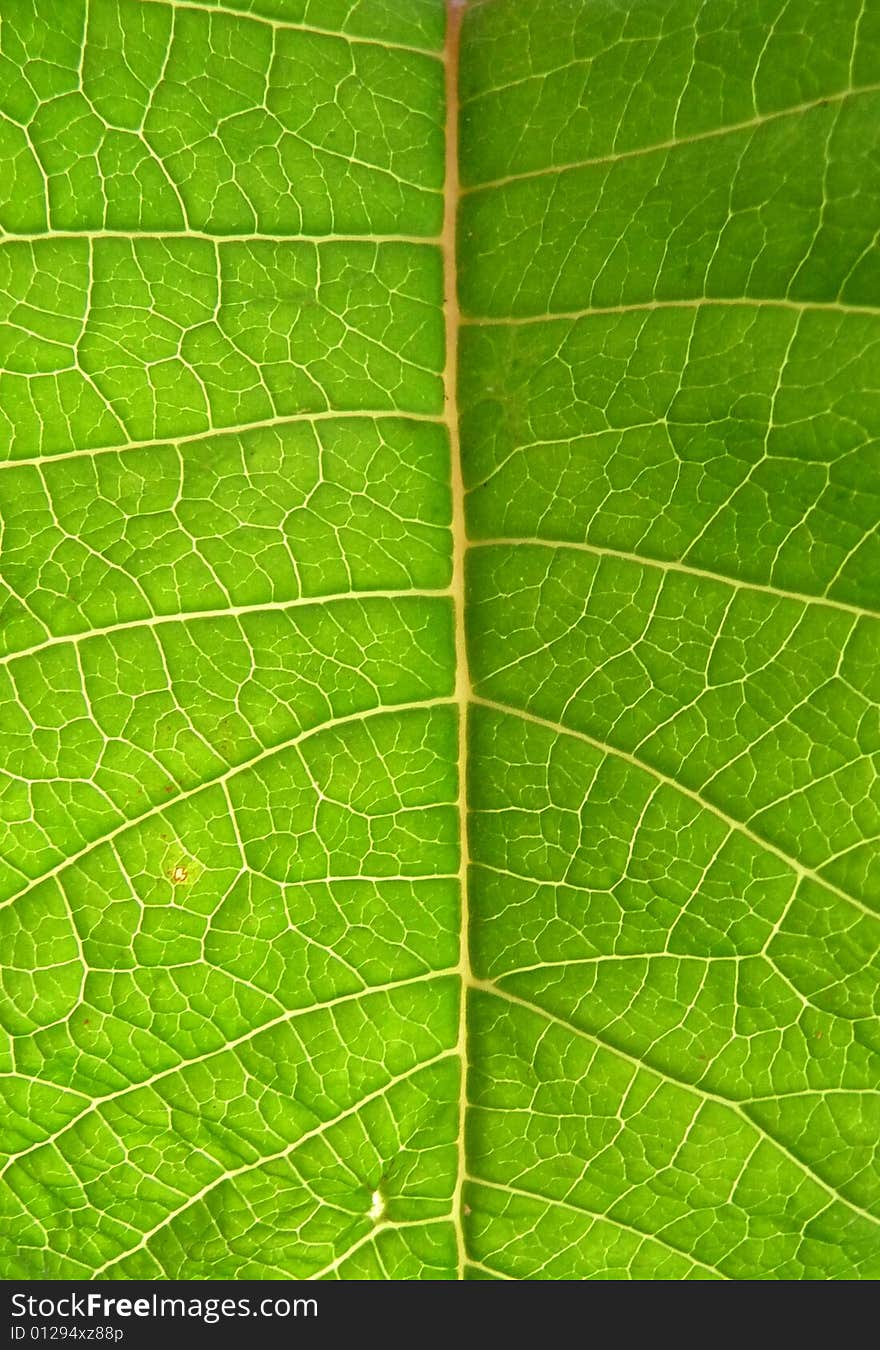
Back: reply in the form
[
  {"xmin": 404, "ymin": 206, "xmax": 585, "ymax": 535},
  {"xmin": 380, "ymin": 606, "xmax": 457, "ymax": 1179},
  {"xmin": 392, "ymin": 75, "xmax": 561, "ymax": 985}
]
[{"xmin": 0, "ymin": 0, "xmax": 878, "ymax": 1282}]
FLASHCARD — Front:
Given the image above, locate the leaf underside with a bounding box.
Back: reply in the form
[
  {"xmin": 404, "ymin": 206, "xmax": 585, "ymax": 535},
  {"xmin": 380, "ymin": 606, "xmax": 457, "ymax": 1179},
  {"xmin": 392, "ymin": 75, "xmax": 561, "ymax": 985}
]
[{"xmin": 0, "ymin": 0, "xmax": 878, "ymax": 1281}]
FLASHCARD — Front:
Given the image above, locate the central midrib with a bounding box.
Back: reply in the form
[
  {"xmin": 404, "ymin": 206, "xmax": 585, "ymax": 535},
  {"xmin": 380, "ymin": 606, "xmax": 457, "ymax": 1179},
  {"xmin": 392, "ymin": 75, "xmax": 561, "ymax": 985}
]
[{"xmin": 443, "ymin": 0, "xmax": 472, "ymax": 1282}]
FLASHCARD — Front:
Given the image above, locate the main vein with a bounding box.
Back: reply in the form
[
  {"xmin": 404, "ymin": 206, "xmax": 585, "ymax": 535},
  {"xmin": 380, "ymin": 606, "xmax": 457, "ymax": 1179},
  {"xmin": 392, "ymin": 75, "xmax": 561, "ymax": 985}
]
[{"xmin": 444, "ymin": 0, "xmax": 472, "ymax": 1284}]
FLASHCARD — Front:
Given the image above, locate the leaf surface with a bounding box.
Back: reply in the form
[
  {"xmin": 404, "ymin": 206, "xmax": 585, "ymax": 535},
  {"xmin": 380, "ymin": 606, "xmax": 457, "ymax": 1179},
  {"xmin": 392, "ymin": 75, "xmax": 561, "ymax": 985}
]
[{"xmin": 0, "ymin": 0, "xmax": 878, "ymax": 1281}]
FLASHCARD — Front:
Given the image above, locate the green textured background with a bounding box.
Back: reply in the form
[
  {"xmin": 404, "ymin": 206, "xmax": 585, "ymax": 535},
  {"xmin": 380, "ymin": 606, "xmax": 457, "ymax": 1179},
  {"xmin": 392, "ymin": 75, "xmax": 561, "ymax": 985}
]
[{"xmin": 0, "ymin": 0, "xmax": 878, "ymax": 1280}]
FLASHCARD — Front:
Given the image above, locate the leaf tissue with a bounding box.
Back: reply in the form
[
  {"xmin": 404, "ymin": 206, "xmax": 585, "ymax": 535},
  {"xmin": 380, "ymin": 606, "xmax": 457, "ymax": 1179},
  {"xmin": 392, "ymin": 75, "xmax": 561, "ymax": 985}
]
[{"xmin": 0, "ymin": 0, "xmax": 878, "ymax": 1281}]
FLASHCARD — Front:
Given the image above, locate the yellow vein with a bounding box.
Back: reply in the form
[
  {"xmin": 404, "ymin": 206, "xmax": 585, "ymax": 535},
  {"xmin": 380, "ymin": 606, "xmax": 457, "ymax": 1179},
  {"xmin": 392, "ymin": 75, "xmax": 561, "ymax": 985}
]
[
  {"xmin": 468, "ymin": 537, "xmax": 880, "ymax": 622},
  {"xmin": 444, "ymin": 0, "xmax": 473, "ymax": 1286},
  {"xmin": 1, "ymin": 409, "xmax": 446, "ymax": 472},
  {"xmin": 89, "ymin": 1050, "xmax": 458, "ymax": 1279},
  {"xmin": 0, "ymin": 697, "xmax": 456, "ymax": 915},
  {"xmin": 0, "ymin": 231, "xmax": 442, "ymax": 245},
  {"xmin": 461, "ymin": 297, "xmax": 880, "ymax": 324},
  {"xmin": 0, "ymin": 589, "xmax": 453, "ymax": 670},
  {"xmin": 464, "ymin": 1259, "xmax": 514, "ymax": 1280},
  {"xmin": 0, "ymin": 970, "xmax": 458, "ymax": 1180},
  {"xmin": 138, "ymin": 0, "xmax": 442, "ymax": 59},
  {"xmin": 469, "ymin": 1177, "xmax": 730, "ymax": 1279},
  {"xmin": 307, "ymin": 1215, "xmax": 453, "ymax": 1281},
  {"xmin": 473, "ymin": 978, "xmax": 880, "ymax": 1229},
  {"xmin": 461, "ymin": 83, "xmax": 880, "ymax": 193},
  {"xmin": 472, "ymin": 696, "xmax": 877, "ymax": 922}
]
